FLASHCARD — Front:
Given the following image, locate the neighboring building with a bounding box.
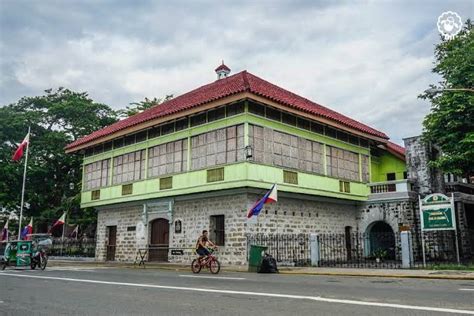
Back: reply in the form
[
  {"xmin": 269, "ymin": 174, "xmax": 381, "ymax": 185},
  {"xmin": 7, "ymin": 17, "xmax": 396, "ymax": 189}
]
[{"xmin": 66, "ymin": 64, "xmax": 434, "ymax": 264}]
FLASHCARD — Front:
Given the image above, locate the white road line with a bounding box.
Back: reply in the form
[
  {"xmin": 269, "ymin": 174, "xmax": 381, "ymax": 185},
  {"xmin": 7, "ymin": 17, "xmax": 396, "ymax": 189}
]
[
  {"xmin": 179, "ymin": 275, "xmax": 246, "ymax": 280},
  {"xmin": 460, "ymin": 289, "xmax": 474, "ymax": 291},
  {"xmin": 0, "ymin": 273, "xmax": 473, "ymax": 314}
]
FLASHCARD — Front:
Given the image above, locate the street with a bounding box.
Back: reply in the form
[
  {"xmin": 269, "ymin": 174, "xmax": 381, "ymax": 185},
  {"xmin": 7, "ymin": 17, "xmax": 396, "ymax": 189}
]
[{"xmin": 1, "ymin": 266, "xmax": 473, "ymax": 315}]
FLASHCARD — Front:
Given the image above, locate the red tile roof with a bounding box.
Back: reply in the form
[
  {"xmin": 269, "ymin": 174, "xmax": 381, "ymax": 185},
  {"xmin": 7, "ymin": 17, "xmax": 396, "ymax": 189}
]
[
  {"xmin": 215, "ymin": 63, "xmax": 231, "ymax": 72},
  {"xmin": 386, "ymin": 141, "xmax": 406, "ymax": 159},
  {"xmin": 66, "ymin": 70, "xmax": 388, "ymax": 151}
]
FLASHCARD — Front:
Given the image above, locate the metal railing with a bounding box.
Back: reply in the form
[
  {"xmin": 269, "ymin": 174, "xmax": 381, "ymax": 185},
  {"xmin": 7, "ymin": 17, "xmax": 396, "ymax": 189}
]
[
  {"xmin": 318, "ymin": 232, "xmax": 402, "ymax": 269},
  {"xmin": 49, "ymin": 238, "xmax": 96, "ymax": 258},
  {"xmin": 246, "ymin": 233, "xmax": 310, "ymax": 266}
]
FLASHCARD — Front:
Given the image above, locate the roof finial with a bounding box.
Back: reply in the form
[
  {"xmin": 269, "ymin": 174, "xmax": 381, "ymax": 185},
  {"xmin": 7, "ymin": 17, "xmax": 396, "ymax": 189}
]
[{"xmin": 215, "ymin": 61, "xmax": 231, "ymax": 79}]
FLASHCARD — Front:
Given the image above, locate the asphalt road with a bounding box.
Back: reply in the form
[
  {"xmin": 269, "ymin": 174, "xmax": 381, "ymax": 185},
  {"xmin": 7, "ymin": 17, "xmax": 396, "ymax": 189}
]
[{"xmin": 1, "ymin": 266, "xmax": 473, "ymax": 315}]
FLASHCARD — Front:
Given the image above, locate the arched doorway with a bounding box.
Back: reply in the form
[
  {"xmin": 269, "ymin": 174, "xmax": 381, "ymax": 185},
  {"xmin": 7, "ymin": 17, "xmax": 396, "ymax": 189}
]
[
  {"xmin": 366, "ymin": 221, "xmax": 396, "ymax": 260},
  {"xmin": 149, "ymin": 218, "xmax": 169, "ymax": 261}
]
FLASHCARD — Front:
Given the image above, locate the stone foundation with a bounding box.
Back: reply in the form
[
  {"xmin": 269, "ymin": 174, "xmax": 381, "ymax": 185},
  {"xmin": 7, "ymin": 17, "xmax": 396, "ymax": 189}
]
[{"xmin": 95, "ymin": 191, "xmax": 359, "ymax": 264}]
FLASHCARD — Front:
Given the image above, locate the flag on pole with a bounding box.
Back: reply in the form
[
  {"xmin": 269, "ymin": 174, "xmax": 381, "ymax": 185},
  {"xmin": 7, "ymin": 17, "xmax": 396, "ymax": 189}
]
[
  {"xmin": 12, "ymin": 133, "xmax": 30, "ymax": 162},
  {"xmin": 1, "ymin": 220, "xmax": 9, "ymax": 241},
  {"xmin": 247, "ymin": 184, "xmax": 278, "ymax": 218},
  {"xmin": 69, "ymin": 225, "xmax": 79, "ymax": 240},
  {"xmin": 50, "ymin": 212, "xmax": 66, "ymax": 232},
  {"xmin": 20, "ymin": 218, "xmax": 33, "ymax": 240}
]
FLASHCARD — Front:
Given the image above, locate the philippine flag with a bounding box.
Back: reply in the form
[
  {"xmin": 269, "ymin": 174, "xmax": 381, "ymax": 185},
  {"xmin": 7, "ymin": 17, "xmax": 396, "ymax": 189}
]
[
  {"xmin": 12, "ymin": 132, "xmax": 30, "ymax": 162},
  {"xmin": 50, "ymin": 212, "xmax": 66, "ymax": 231},
  {"xmin": 21, "ymin": 218, "xmax": 33, "ymax": 240},
  {"xmin": 247, "ymin": 184, "xmax": 278, "ymax": 218}
]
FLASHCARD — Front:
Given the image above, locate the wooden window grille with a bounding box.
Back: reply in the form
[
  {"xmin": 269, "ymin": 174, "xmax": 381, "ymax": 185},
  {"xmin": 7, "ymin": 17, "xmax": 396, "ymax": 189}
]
[
  {"xmin": 91, "ymin": 190, "xmax": 100, "ymax": 200},
  {"xmin": 207, "ymin": 168, "xmax": 224, "ymax": 182},
  {"xmin": 283, "ymin": 170, "xmax": 298, "ymax": 184},
  {"xmin": 122, "ymin": 184, "xmax": 133, "ymax": 195},
  {"xmin": 160, "ymin": 177, "xmax": 173, "ymax": 190}
]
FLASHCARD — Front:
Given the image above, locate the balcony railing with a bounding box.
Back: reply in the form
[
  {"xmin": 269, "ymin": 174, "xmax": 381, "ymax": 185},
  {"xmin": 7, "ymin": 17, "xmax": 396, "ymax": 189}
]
[
  {"xmin": 368, "ymin": 179, "xmax": 414, "ymax": 200},
  {"xmin": 445, "ymin": 182, "xmax": 474, "ymax": 195}
]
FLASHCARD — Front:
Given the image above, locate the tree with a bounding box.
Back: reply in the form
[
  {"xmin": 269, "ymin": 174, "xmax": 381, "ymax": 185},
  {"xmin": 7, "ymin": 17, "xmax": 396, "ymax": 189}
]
[
  {"xmin": 117, "ymin": 95, "xmax": 173, "ymax": 118},
  {"xmin": 0, "ymin": 88, "xmax": 118, "ymax": 232},
  {"xmin": 420, "ymin": 20, "xmax": 474, "ymax": 178}
]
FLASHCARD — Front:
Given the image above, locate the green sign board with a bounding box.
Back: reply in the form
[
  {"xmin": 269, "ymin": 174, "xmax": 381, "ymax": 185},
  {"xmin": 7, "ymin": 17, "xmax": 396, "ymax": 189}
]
[
  {"xmin": 420, "ymin": 193, "xmax": 456, "ymax": 231},
  {"xmin": 421, "ymin": 207, "xmax": 455, "ymax": 230}
]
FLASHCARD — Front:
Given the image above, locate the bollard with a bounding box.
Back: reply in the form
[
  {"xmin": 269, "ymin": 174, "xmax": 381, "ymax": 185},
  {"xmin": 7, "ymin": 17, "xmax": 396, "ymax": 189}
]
[
  {"xmin": 401, "ymin": 231, "xmax": 413, "ymax": 269},
  {"xmin": 310, "ymin": 233, "xmax": 320, "ymax": 267}
]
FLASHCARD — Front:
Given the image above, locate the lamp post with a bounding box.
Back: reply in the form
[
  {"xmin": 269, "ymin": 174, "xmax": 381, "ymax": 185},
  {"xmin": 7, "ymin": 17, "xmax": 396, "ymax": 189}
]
[{"xmin": 426, "ymin": 88, "xmax": 474, "ymax": 94}]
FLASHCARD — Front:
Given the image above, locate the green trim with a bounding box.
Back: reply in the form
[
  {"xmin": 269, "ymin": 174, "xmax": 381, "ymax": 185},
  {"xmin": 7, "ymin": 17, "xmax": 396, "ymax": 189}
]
[
  {"xmin": 186, "ymin": 136, "xmax": 191, "ymax": 171},
  {"xmin": 323, "ymin": 144, "xmax": 327, "ymax": 176},
  {"xmin": 81, "ymin": 162, "xmax": 369, "ymax": 208}
]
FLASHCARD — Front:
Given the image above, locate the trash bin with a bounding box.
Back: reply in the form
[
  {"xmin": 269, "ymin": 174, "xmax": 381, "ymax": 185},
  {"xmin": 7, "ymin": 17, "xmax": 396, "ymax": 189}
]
[{"xmin": 248, "ymin": 245, "xmax": 268, "ymax": 272}]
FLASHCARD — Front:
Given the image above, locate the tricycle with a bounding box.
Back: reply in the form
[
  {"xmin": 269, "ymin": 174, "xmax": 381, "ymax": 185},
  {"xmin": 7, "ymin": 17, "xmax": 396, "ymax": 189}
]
[{"xmin": 1, "ymin": 236, "xmax": 49, "ymax": 270}]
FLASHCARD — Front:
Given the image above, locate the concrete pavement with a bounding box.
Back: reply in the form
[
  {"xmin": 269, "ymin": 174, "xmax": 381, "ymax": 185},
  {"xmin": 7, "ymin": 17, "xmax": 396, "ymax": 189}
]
[
  {"xmin": 1, "ymin": 266, "xmax": 473, "ymax": 315},
  {"xmin": 49, "ymin": 259, "xmax": 474, "ymax": 280}
]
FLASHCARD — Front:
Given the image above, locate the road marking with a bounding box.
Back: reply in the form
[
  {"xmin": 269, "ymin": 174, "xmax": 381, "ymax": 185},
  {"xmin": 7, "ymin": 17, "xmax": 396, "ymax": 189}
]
[
  {"xmin": 0, "ymin": 273, "xmax": 473, "ymax": 314},
  {"xmin": 179, "ymin": 275, "xmax": 246, "ymax": 280},
  {"xmin": 460, "ymin": 289, "xmax": 474, "ymax": 291},
  {"xmin": 47, "ymin": 267, "xmax": 101, "ymax": 272}
]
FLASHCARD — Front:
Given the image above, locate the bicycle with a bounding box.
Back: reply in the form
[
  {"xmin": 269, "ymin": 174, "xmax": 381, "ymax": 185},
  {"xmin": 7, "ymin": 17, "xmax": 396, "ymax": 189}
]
[{"xmin": 191, "ymin": 248, "xmax": 220, "ymax": 274}]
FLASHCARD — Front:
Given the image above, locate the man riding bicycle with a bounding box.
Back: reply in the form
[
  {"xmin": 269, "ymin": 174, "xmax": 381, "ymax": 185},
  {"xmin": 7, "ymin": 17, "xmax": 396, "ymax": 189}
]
[{"xmin": 195, "ymin": 230, "xmax": 217, "ymax": 260}]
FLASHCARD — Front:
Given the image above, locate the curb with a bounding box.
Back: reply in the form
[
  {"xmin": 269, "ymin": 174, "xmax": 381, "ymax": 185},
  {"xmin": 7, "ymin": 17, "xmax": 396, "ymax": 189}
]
[
  {"xmin": 277, "ymin": 270, "xmax": 474, "ymax": 280},
  {"xmin": 48, "ymin": 260, "xmax": 474, "ymax": 280}
]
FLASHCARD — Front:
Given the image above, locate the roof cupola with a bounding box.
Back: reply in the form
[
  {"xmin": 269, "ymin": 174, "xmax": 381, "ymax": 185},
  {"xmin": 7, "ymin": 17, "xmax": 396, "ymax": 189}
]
[{"xmin": 215, "ymin": 61, "xmax": 231, "ymax": 79}]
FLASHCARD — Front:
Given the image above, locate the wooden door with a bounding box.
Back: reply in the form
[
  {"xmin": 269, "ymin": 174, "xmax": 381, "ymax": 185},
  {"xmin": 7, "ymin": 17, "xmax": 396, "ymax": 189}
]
[
  {"xmin": 149, "ymin": 219, "xmax": 169, "ymax": 261},
  {"xmin": 106, "ymin": 226, "xmax": 117, "ymax": 261}
]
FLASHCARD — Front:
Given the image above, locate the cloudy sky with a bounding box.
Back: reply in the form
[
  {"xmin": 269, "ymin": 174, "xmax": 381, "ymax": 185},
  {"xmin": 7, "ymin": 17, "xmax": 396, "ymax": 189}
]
[{"xmin": 0, "ymin": 1, "xmax": 472, "ymax": 145}]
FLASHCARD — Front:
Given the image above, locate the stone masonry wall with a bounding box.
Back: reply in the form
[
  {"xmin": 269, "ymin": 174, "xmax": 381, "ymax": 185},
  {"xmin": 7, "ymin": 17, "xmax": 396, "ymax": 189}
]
[
  {"xmin": 96, "ymin": 204, "xmax": 142, "ymax": 262},
  {"xmin": 170, "ymin": 193, "xmax": 358, "ymax": 265},
  {"xmin": 95, "ymin": 193, "xmax": 361, "ymax": 265}
]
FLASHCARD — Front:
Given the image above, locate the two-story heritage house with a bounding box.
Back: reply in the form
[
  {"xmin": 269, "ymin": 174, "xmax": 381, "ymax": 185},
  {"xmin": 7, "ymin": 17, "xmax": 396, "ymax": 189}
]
[{"xmin": 66, "ymin": 64, "xmax": 425, "ymax": 264}]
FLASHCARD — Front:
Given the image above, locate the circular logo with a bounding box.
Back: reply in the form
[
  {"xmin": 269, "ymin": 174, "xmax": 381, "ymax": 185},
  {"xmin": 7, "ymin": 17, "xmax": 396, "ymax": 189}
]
[{"xmin": 437, "ymin": 11, "xmax": 462, "ymax": 40}]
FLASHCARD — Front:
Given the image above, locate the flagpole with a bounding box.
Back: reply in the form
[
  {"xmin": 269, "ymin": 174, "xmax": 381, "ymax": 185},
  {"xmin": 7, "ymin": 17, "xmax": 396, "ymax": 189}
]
[
  {"xmin": 60, "ymin": 212, "xmax": 66, "ymax": 256},
  {"xmin": 17, "ymin": 126, "xmax": 30, "ymax": 240}
]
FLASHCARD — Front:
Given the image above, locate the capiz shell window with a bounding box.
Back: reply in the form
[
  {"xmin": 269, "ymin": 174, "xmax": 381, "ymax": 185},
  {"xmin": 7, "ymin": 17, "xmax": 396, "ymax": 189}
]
[
  {"xmin": 84, "ymin": 159, "xmax": 110, "ymax": 190},
  {"xmin": 112, "ymin": 150, "xmax": 146, "ymax": 184}
]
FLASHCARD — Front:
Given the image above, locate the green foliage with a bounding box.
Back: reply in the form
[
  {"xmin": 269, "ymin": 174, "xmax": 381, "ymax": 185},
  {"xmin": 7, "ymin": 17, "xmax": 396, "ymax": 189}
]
[
  {"xmin": 372, "ymin": 248, "xmax": 388, "ymax": 259},
  {"xmin": 117, "ymin": 95, "xmax": 173, "ymax": 118},
  {"xmin": 420, "ymin": 21, "xmax": 474, "ymax": 177},
  {"xmin": 0, "ymin": 88, "xmax": 117, "ymax": 231}
]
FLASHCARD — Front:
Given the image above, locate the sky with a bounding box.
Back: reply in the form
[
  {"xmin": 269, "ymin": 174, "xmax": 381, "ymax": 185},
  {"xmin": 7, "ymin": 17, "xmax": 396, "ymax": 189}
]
[{"xmin": 0, "ymin": 0, "xmax": 472, "ymax": 145}]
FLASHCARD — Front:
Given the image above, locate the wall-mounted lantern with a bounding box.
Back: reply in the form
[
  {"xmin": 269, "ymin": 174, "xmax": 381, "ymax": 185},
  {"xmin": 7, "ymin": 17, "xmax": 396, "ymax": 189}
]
[
  {"xmin": 244, "ymin": 145, "xmax": 253, "ymax": 160},
  {"xmin": 175, "ymin": 220, "xmax": 182, "ymax": 234}
]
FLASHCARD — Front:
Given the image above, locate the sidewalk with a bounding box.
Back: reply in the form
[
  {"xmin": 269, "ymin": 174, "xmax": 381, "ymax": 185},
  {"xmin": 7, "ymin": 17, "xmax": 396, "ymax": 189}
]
[{"xmin": 48, "ymin": 259, "xmax": 474, "ymax": 280}]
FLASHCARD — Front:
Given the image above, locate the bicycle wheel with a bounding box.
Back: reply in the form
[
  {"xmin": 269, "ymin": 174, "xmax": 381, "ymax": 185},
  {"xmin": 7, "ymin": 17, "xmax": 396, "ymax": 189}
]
[
  {"xmin": 209, "ymin": 259, "xmax": 220, "ymax": 274},
  {"xmin": 191, "ymin": 259, "xmax": 201, "ymax": 273},
  {"xmin": 40, "ymin": 255, "xmax": 48, "ymax": 270}
]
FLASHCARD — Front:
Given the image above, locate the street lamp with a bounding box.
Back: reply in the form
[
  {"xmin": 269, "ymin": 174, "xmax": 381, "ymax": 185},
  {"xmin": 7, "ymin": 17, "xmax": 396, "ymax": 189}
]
[{"xmin": 426, "ymin": 87, "xmax": 474, "ymax": 94}]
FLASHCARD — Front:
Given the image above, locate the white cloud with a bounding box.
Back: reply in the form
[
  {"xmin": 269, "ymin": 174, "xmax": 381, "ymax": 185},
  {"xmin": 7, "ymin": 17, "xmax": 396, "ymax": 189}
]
[{"xmin": 1, "ymin": 1, "xmax": 471, "ymax": 145}]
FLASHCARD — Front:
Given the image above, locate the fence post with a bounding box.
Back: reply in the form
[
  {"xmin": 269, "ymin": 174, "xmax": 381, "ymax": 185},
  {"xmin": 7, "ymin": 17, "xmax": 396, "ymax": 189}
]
[
  {"xmin": 401, "ymin": 231, "xmax": 413, "ymax": 268},
  {"xmin": 310, "ymin": 233, "xmax": 320, "ymax": 267}
]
